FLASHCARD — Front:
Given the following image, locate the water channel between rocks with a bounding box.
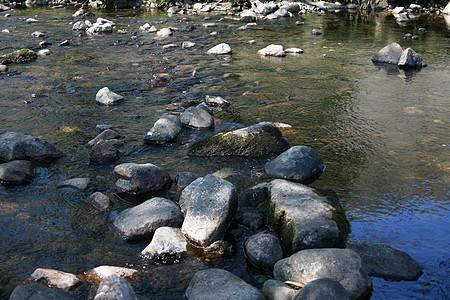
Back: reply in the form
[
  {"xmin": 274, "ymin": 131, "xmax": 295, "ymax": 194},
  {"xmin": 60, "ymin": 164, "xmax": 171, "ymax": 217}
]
[{"xmin": 0, "ymin": 6, "xmax": 449, "ymax": 299}]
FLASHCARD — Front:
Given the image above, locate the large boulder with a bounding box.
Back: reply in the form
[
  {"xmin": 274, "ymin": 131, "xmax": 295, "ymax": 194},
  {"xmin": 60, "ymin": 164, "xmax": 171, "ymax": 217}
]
[
  {"xmin": 347, "ymin": 241, "xmax": 423, "ymax": 280},
  {"xmin": 267, "ymin": 179, "xmax": 349, "ymax": 254},
  {"xmin": 0, "ymin": 131, "xmax": 62, "ymax": 162},
  {"xmin": 180, "ymin": 174, "xmax": 238, "ymax": 247},
  {"xmin": 113, "ymin": 163, "xmax": 172, "ymax": 196},
  {"xmin": 274, "ymin": 248, "xmax": 372, "ymax": 300},
  {"xmin": 144, "ymin": 114, "xmax": 182, "ymax": 144},
  {"xmin": 112, "ymin": 197, "xmax": 183, "ymax": 241},
  {"xmin": 265, "ymin": 146, "xmax": 324, "ymax": 184},
  {"xmin": 293, "ymin": 278, "xmax": 351, "ymax": 300},
  {"xmin": 0, "ymin": 48, "xmax": 37, "ymax": 65},
  {"xmin": 0, "ymin": 160, "xmax": 33, "ymax": 184},
  {"xmin": 89, "ymin": 140, "xmax": 121, "ymax": 164},
  {"xmin": 9, "ymin": 283, "xmax": 74, "ymax": 300},
  {"xmin": 94, "ymin": 275, "xmax": 138, "ymax": 300},
  {"xmin": 141, "ymin": 227, "xmax": 187, "ymax": 259},
  {"xmin": 245, "ymin": 231, "xmax": 284, "ymax": 270},
  {"xmin": 27, "ymin": 268, "xmax": 81, "ymax": 292},
  {"xmin": 372, "ymin": 43, "xmax": 425, "ymax": 68},
  {"xmin": 185, "ymin": 268, "xmax": 265, "ymax": 300},
  {"xmin": 188, "ymin": 122, "xmax": 290, "ymax": 158},
  {"xmin": 180, "ymin": 102, "xmax": 214, "ymax": 129}
]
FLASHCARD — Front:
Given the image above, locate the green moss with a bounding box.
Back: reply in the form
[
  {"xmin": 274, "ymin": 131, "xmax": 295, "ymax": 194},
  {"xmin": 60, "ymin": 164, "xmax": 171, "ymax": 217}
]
[
  {"xmin": 0, "ymin": 49, "xmax": 37, "ymax": 65},
  {"xmin": 267, "ymin": 202, "xmax": 296, "ymax": 254}
]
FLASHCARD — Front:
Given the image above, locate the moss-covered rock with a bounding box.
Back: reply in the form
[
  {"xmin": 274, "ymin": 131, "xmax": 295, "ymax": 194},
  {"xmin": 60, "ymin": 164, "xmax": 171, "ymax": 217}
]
[
  {"xmin": 188, "ymin": 122, "xmax": 290, "ymax": 158},
  {"xmin": 0, "ymin": 48, "xmax": 38, "ymax": 65}
]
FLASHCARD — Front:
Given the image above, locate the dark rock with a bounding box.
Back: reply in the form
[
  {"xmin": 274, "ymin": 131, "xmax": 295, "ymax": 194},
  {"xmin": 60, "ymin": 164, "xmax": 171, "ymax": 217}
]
[
  {"xmin": 95, "ymin": 125, "xmax": 113, "ymax": 133},
  {"xmin": 347, "ymin": 241, "xmax": 423, "ymax": 280},
  {"xmin": 144, "ymin": 113, "xmax": 182, "ymax": 145},
  {"xmin": 398, "ymin": 47, "xmax": 426, "ymax": 68},
  {"xmin": 188, "ymin": 122, "xmax": 290, "ymax": 158},
  {"xmin": 186, "ymin": 268, "xmax": 265, "ymax": 300},
  {"xmin": 265, "ymin": 145, "xmax": 324, "ymax": 184},
  {"xmin": 180, "ymin": 174, "xmax": 238, "ymax": 247},
  {"xmin": 180, "ymin": 102, "xmax": 214, "ymax": 129},
  {"xmin": 262, "ymin": 280, "xmax": 299, "ymax": 300},
  {"xmin": 0, "ymin": 131, "xmax": 62, "ymax": 162},
  {"xmin": 94, "ymin": 275, "xmax": 138, "ymax": 300},
  {"xmin": 245, "ymin": 231, "xmax": 284, "ymax": 269},
  {"xmin": 9, "ymin": 283, "xmax": 74, "ymax": 300},
  {"xmin": 113, "ymin": 163, "xmax": 172, "ymax": 196},
  {"xmin": 89, "ymin": 140, "xmax": 120, "ymax": 164},
  {"xmin": 203, "ymin": 240, "xmax": 233, "ymax": 258},
  {"xmin": 141, "ymin": 227, "xmax": 187, "ymax": 259},
  {"xmin": 87, "ymin": 192, "xmax": 111, "ymax": 211},
  {"xmin": 371, "ymin": 43, "xmax": 403, "ymax": 65},
  {"xmin": 27, "ymin": 268, "xmax": 81, "ymax": 292},
  {"xmin": 175, "ymin": 172, "xmax": 198, "ymax": 192},
  {"xmin": 239, "ymin": 212, "xmax": 265, "ymax": 230},
  {"xmin": 293, "ymin": 278, "xmax": 351, "ymax": 300},
  {"xmin": 274, "ymin": 248, "xmax": 372, "ymax": 300},
  {"xmin": 87, "ymin": 129, "xmax": 121, "ymax": 147},
  {"xmin": 112, "ymin": 197, "xmax": 183, "ymax": 241},
  {"xmin": 57, "ymin": 178, "xmax": 90, "ymax": 192},
  {"xmin": 0, "ymin": 49, "xmax": 37, "ymax": 65},
  {"xmin": 0, "ymin": 160, "xmax": 33, "ymax": 184},
  {"xmin": 267, "ymin": 179, "xmax": 349, "ymax": 253}
]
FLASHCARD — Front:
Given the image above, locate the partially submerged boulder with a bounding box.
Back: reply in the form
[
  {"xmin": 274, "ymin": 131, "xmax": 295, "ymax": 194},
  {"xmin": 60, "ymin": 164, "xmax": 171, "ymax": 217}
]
[
  {"xmin": 207, "ymin": 43, "xmax": 232, "ymax": 55},
  {"xmin": 141, "ymin": 227, "xmax": 187, "ymax": 259},
  {"xmin": 0, "ymin": 48, "xmax": 37, "ymax": 65},
  {"xmin": 27, "ymin": 268, "xmax": 81, "ymax": 292},
  {"xmin": 258, "ymin": 44, "xmax": 286, "ymax": 57},
  {"xmin": 95, "ymin": 87, "xmax": 123, "ymax": 106},
  {"xmin": 144, "ymin": 113, "xmax": 182, "ymax": 145},
  {"xmin": 57, "ymin": 178, "xmax": 91, "ymax": 192},
  {"xmin": 245, "ymin": 231, "xmax": 284, "ymax": 270},
  {"xmin": 180, "ymin": 102, "xmax": 214, "ymax": 129},
  {"xmin": 293, "ymin": 278, "xmax": 351, "ymax": 300},
  {"xmin": 0, "ymin": 160, "xmax": 33, "ymax": 184},
  {"xmin": 94, "ymin": 275, "xmax": 138, "ymax": 300},
  {"xmin": 180, "ymin": 174, "xmax": 238, "ymax": 247},
  {"xmin": 113, "ymin": 163, "xmax": 172, "ymax": 196},
  {"xmin": 87, "ymin": 192, "xmax": 112, "ymax": 211},
  {"xmin": 347, "ymin": 241, "xmax": 423, "ymax": 281},
  {"xmin": 112, "ymin": 197, "xmax": 183, "ymax": 241},
  {"xmin": 0, "ymin": 131, "xmax": 62, "ymax": 162},
  {"xmin": 372, "ymin": 43, "xmax": 425, "ymax": 68},
  {"xmin": 274, "ymin": 248, "xmax": 372, "ymax": 300},
  {"xmin": 9, "ymin": 284, "xmax": 74, "ymax": 300},
  {"xmin": 266, "ymin": 179, "xmax": 349, "ymax": 253},
  {"xmin": 186, "ymin": 268, "xmax": 265, "ymax": 300},
  {"xmin": 188, "ymin": 122, "xmax": 290, "ymax": 158}
]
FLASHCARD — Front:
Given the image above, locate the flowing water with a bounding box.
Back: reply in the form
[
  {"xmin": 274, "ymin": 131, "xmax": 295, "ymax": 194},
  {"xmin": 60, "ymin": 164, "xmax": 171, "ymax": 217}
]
[{"xmin": 0, "ymin": 6, "xmax": 449, "ymax": 299}]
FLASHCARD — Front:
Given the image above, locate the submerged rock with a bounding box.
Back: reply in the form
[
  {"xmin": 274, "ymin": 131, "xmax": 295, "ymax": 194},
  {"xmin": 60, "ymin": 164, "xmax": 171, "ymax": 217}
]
[
  {"xmin": 205, "ymin": 95, "xmax": 230, "ymax": 109},
  {"xmin": 27, "ymin": 268, "xmax": 81, "ymax": 292},
  {"xmin": 144, "ymin": 113, "xmax": 182, "ymax": 144},
  {"xmin": 0, "ymin": 160, "xmax": 33, "ymax": 184},
  {"xmin": 0, "ymin": 48, "xmax": 37, "ymax": 64},
  {"xmin": 186, "ymin": 268, "xmax": 265, "ymax": 300},
  {"xmin": 9, "ymin": 284, "xmax": 74, "ymax": 300},
  {"xmin": 141, "ymin": 227, "xmax": 187, "ymax": 259},
  {"xmin": 347, "ymin": 241, "xmax": 423, "ymax": 280},
  {"xmin": 94, "ymin": 275, "xmax": 138, "ymax": 300},
  {"xmin": 95, "ymin": 87, "xmax": 123, "ymax": 106},
  {"xmin": 87, "ymin": 192, "xmax": 112, "ymax": 211},
  {"xmin": 294, "ymin": 278, "xmax": 351, "ymax": 300},
  {"xmin": 0, "ymin": 131, "xmax": 62, "ymax": 162},
  {"xmin": 245, "ymin": 231, "xmax": 284, "ymax": 269},
  {"xmin": 274, "ymin": 248, "xmax": 372, "ymax": 300},
  {"xmin": 180, "ymin": 102, "xmax": 214, "ymax": 129},
  {"xmin": 57, "ymin": 178, "xmax": 91, "ymax": 192},
  {"xmin": 188, "ymin": 122, "xmax": 290, "ymax": 158},
  {"xmin": 112, "ymin": 197, "xmax": 183, "ymax": 241}
]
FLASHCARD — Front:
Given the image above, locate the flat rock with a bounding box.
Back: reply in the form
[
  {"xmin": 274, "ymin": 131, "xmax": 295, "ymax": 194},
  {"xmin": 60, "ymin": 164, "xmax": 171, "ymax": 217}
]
[
  {"xmin": 267, "ymin": 179, "xmax": 349, "ymax": 253},
  {"xmin": 262, "ymin": 279, "xmax": 299, "ymax": 300},
  {"xmin": 293, "ymin": 278, "xmax": 351, "ymax": 300},
  {"xmin": 180, "ymin": 174, "xmax": 238, "ymax": 247},
  {"xmin": 141, "ymin": 227, "xmax": 187, "ymax": 259},
  {"xmin": 180, "ymin": 102, "xmax": 214, "ymax": 129},
  {"xmin": 285, "ymin": 48, "xmax": 304, "ymax": 54},
  {"xmin": 0, "ymin": 160, "xmax": 33, "ymax": 184},
  {"xmin": 87, "ymin": 192, "xmax": 111, "ymax": 211},
  {"xmin": 188, "ymin": 122, "xmax": 290, "ymax": 158},
  {"xmin": 0, "ymin": 48, "xmax": 37, "ymax": 65},
  {"xmin": 144, "ymin": 113, "xmax": 182, "ymax": 145},
  {"xmin": 274, "ymin": 248, "xmax": 372, "ymax": 300},
  {"xmin": 85, "ymin": 266, "xmax": 139, "ymax": 285},
  {"xmin": 9, "ymin": 284, "xmax": 74, "ymax": 300},
  {"xmin": 186, "ymin": 268, "xmax": 265, "ymax": 300},
  {"xmin": 27, "ymin": 268, "xmax": 81, "ymax": 292},
  {"xmin": 57, "ymin": 178, "xmax": 90, "ymax": 192},
  {"xmin": 0, "ymin": 131, "xmax": 62, "ymax": 162},
  {"xmin": 245, "ymin": 231, "xmax": 284, "ymax": 269},
  {"xmin": 265, "ymin": 145, "xmax": 324, "ymax": 184},
  {"xmin": 112, "ymin": 197, "xmax": 183, "ymax": 241},
  {"xmin": 207, "ymin": 43, "xmax": 232, "ymax": 55},
  {"xmin": 347, "ymin": 241, "xmax": 423, "ymax": 280},
  {"xmin": 258, "ymin": 44, "xmax": 286, "ymax": 57},
  {"xmin": 94, "ymin": 274, "xmax": 138, "ymax": 300},
  {"xmin": 95, "ymin": 87, "xmax": 123, "ymax": 106},
  {"xmin": 114, "ymin": 163, "xmax": 172, "ymax": 196}
]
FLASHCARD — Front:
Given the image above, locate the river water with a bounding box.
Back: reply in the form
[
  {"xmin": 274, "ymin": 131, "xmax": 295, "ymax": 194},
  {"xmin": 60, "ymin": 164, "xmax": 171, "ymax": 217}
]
[{"xmin": 0, "ymin": 6, "xmax": 449, "ymax": 299}]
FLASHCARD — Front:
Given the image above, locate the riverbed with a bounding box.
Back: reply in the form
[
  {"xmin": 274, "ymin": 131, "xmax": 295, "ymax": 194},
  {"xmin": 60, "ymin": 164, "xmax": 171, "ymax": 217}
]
[{"xmin": 0, "ymin": 6, "xmax": 449, "ymax": 299}]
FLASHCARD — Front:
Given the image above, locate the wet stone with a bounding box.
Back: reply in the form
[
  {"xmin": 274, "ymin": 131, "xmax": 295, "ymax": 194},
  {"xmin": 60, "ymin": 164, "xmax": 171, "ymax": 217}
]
[
  {"xmin": 94, "ymin": 274, "xmax": 138, "ymax": 300},
  {"xmin": 87, "ymin": 192, "xmax": 112, "ymax": 211},
  {"xmin": 207, "ymin": 43, "xmax": 232, "ymax": 55},
  {"xmin": 27, "ymin": 268, "xmax": 81, "ymax": 292},
  {"xmin": 175, "ymin": 171, "xmax": 198, "ymax": 192},
  {"xmin": 245, "ymin": 231, "xmax": 284, "ymax": 269},
  {"xmin": 85, "ymin": 266, "xmax": 139, "ymax": 285},
  {"xmin": 262, "ymin": 280, "xmax": 299, "ymax": 300},
  {"xmin": 9, "ymin": 284, "xmax": 74, "ymax": 300},
  {"xmin": 0, "ymin": 160, "xmax": 33, "ymax": 184},
  {"xmin": 57, "ymin": 178, "xmax": 91, "ymax": 192},
  {"xmin": 0, "ymin": 131, "xmax": 61, "ymax": 161},
  {"xmin": 95, "ymin": 87, "xmax": 123, "ymax": 106},
  {"xmin": 258, "ymin": 44, "xmax": 286, "ymax": 57},
  {"xmin": 141, "ymin": 227, "xmax": 187, "ymax": 259},
  {"xmin": 293, "ymin": 278, "xmax": 351, "ymax": 300}
]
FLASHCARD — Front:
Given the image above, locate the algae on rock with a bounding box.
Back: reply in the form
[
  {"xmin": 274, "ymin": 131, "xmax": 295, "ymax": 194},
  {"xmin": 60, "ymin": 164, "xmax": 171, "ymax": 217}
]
[{"xmin": 0, "ymin": 49, "xmax": 38, "ymax": 64}]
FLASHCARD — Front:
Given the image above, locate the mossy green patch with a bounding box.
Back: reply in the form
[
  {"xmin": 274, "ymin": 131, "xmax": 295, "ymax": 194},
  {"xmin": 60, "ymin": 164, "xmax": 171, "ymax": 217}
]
[{"xmin": 0, "ymin": 49, "xmax": 37, "ymax": 65}]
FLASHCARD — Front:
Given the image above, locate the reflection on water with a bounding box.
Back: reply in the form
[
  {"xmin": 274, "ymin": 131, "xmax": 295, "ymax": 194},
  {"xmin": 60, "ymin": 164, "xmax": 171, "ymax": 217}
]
[{"xmin": 0, "ymin": 7, "xmax": 449, "ymax": 299}]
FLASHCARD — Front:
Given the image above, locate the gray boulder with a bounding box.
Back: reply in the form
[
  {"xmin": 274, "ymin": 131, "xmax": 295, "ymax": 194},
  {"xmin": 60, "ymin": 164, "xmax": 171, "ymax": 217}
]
[
  {"xmin": 267, "ymin": 179, "xmax": 349, "ymax": 253},
  {"xmin": 262, "ymin": 279, "xmax": 299, "ymax": 300},
  {"xmin": 398, "ymin": 48, "xmax": 426, "ymax": 68},
  {"xmin": 141, "ymin": 227, "xmax": 187, "ymax": 259},
  {"xmin": 274, "ymin": 7, "xmax": 289, "ymax": 17},
  {"xmin": 293, "ymin": 278, "xmax": 351, "ymax": 300},
  {"xmin": 94, "ymin": 275, "xmax": 138, "ymax": 300},
  {"xmin": 57, "ymin": 178, "xmax": 90, "ymax": 192},
  {"xmin": 245, "ymin": 231, "xmax": 284, "ymax": 269},
  {"xmin": 180, "ymin": 174, "xmax": 238, "ymax": 247},
  {"xmin": 274, "ymin": 248, "xmax": 372, "ymax": 300},
  {"xmin": 258, "ymin": 45, "xmax": 286, "ymax": 57},
  {"xmin": 257, "ymin": 3, "xmax": 278, "ymax": 14},
  {"xmin": 112, "ymin": 197, "xmax": 183, "ymax": 241},
  {"xmin": 87, "ymin": 129, "xmax": 121, "ymax": 147},
  {"xmin": 157, "ymin": 28, "xmax": 173, "ymax": 37},
  {"xmin": 0, "ymin": 160, "xmax": 33, "ymax": 184},
  {"xmin": 188, "ymin": 122, "xmax": 290, "ymax": 158},
  {"xmin": 95, "ymin": 87, "xmax": 123, "ymax": 106},
  {"xmin": 347, "ymin": 241, "xmax": 423, "ymax": 280},
  {"xmin": 0, "ymin": 131, "xmax": 62, "ymax": 162},
  {"xmin": 180, "ymin": 102, "xmax": 214, "ymax": 129},
  {"xmin": 185, "ymin": 268, "xmax": 265, "ymax": 300},
  {"xmin": 87, "ymin": 192, "xmax": 112, "ymax": 211},
  {"xmin": 144, "ymin": 114, "xmax": 182, "ymax": 145},
  {"xmin": 175, "ymin": 172, "xmax": 198, "ymax": 192},
  {"xmin": 9, "ymin": 283, "xmax": 74, "ymax": 300},
  {"xmin": 89, "ymin": 140, "xmax": 121, "ymax": 164},
  {"xmin": 113, "ymin": 163, "xmax": 172, "ymax": 196},
  {"xmin": 265, "ymin": 146, "xmax": 324, "ymax": 184},
  {"xmin": 27, "ymin": 268, "xmax": 81, "ymax": 292},
  {"xmin": 72, "ymin": 21, "xmax": 87, "ymax": 31},
  {"xmin": 372, "ymin": 43, "xmax": 403, "ymax": 65}
]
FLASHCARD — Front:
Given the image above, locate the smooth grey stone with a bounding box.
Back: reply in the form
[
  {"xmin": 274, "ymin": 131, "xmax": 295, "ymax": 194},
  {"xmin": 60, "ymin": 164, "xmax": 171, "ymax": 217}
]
[
  {"xmin": 274, "ymin": 7, "xmax": 289, "ymax": 17},
  {"xmin": 245, "ymin": 231, "xmax": 284, "ymax": 269},
  {"xmin": 89, "ymin": 140, "xmax": 120, "ymax": 164},
  {"xmin": 157, "ymin": 27, "xmax": 172, "ymax": 37},
  {"xmin": 95, "ymin": 87, "xmax": 123, "ymax": 106},
  {"xmin": 207, "ymin": 43, "xmax": 232, "ymax": 55},
  {"xmin": 72, "ymin": 21, "xmax": 87, "ymax": 31},
  {"xmin": 398, "ymin": 47, "xmax": 425, "ymax": 68},
  {"xmin": 205, "ymin": 95, "xmax": 230, "ymax": 109},
  {"xmin": 294, "ymin": 278, "xmax": 351, "ymax": 300},
  {"xmin": 27, "ymin": 268, "xmax": 81, "ymax": 292},
  {"xmin": 274, "ymin": 248, "xmax": 372, "ymax": 300},
  {"xmin": 347, "ymin": 241, "xmax": 423, "ymax": 280},
  {"xmin": 141, "ymin": 227, "xmax": 187, "ymax": 258},
  {"xmin": 112, "ymin": 197, "xmax": 183, "ymax": 241},
  {"xmin": 9, "ymin": 283, "xmax": 74, "ymax": 300},
  {"xmin": 87, "ymin": 129, "xmax": 121, "ymax": 147},
  {"xmin": 180, "ymin": 102, "xmax": 214, "ymax": 129},
  {"xmin": 0, "ymin": 160, "xmax": 33, "ymax": 184},
  {"xmin": 0, "ymin": 64, "xmax": 7, "ymax": 72},
  {"xmin": 57, "ymin": 178, "xmax": 90, "ymax": 192},
  {"xmin": 175, "ymin": 172, "xmax": 197, "ymax": 192},
  {"xmin": 144, "ymin": 113, "xmax": 182, "ymax": 145},
  {"xmin": 87, "ymin": 192, "xmax": 111, "ymax": 211},
  {"xmin": 371, "ymin": 42, "xmax": 403, "ymax": 65},
  {"xmin": 262, "ymin": 279, "xmax": 299, "ymax": 300},
  {"xmin": 185, "ymin": 268, "xmax": 265, "ymax": 300},
  {"xmin": 258, "ymin": 44, "xmax": 286, "ymax": 57},
  {"xmin": 311, "ymin": 29, "xmax": 323, "ymax": 35},
  {"xmin": 94, "ymin": 275, "xmax": 138, "ymax": 300}
]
